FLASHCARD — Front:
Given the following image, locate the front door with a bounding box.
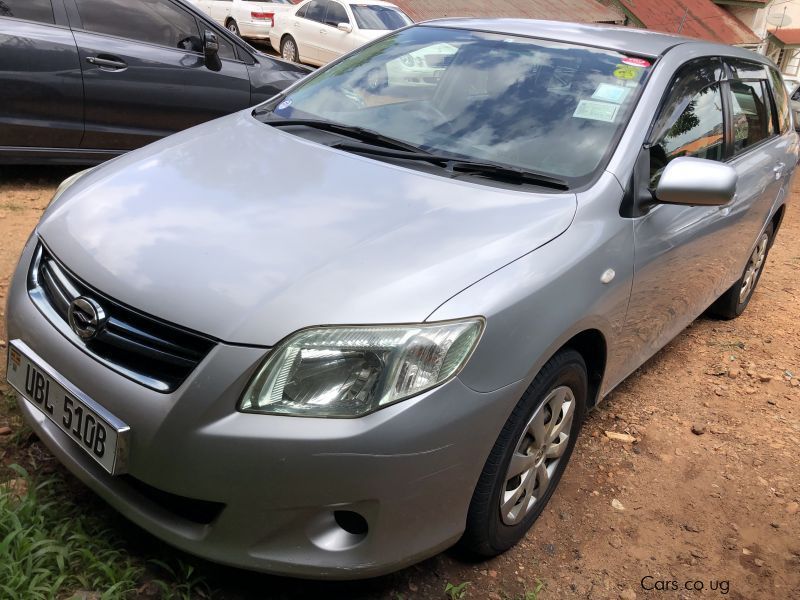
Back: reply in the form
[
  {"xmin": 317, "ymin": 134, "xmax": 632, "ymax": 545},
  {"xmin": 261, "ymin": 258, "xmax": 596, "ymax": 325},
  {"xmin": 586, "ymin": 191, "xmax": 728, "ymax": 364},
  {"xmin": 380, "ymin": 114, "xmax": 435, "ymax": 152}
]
[
  {"xmin": 68, "ymin": 0, "xmax": 251, "ymax": 151},
  {"xmin": 0, "ymin": 0, "xmax": 84, "ymax": 149},
  {"xmin": 623, "ymin": 58, "xmax": 733, "ymax": 370}
]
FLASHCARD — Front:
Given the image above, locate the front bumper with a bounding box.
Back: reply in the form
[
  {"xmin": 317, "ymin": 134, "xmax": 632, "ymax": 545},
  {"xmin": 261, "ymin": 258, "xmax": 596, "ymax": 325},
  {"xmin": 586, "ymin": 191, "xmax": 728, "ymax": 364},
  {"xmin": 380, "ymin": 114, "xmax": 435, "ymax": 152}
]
[{"xmin": 6, "ymin": 237, "xmax": 524, "ymax": 578}]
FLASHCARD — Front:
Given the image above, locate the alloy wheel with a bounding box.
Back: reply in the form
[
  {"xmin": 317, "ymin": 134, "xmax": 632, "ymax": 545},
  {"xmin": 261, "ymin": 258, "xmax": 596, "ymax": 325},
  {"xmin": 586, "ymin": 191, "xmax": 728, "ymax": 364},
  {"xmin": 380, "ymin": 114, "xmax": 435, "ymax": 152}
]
[
  {"xmin": 739, "ymin": 232, "xmax": 769, "ymax": 304},
  {"xmin": 282, "ymin": 39, "xmax": 297, "ymax": 62},
  {"xmin": 500, "ymin": 386, "xmax": 575, "ymax": 526}
]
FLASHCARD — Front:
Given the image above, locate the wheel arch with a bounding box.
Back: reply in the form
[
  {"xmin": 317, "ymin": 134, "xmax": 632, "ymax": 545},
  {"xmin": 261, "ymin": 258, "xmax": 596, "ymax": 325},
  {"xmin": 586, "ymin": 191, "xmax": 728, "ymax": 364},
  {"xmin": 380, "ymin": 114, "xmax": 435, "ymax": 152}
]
[
  {"xmin": 560, "ymin": 329, "xmax": 607, "ymax": 408},
  {"xmin": 769, "ymin": 203, "xmax": 786, "ymax": 248}
]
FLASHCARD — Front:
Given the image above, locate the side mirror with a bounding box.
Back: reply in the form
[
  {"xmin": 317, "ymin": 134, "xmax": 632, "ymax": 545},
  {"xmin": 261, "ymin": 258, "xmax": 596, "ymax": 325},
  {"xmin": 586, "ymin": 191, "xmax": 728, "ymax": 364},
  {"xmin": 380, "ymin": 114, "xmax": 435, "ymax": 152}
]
[
  {"xmin": 337, "ymin": 22, "xmax": 353, "ymax": 33},
  {"xmin": 655, "ymin": 157, "xmax": 737, "ymax": 207},
  {"xmin": 203, "ymin": 29, "xmax": 222, "ymax": 71}
]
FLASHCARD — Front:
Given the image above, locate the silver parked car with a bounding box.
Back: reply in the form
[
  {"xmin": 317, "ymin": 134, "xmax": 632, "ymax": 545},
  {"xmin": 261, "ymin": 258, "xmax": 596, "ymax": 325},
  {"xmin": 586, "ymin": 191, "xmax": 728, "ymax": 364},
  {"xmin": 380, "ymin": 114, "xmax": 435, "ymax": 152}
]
[{"xmin": 5, "ymin": 19, "xmax": 797, "ymax": 578}]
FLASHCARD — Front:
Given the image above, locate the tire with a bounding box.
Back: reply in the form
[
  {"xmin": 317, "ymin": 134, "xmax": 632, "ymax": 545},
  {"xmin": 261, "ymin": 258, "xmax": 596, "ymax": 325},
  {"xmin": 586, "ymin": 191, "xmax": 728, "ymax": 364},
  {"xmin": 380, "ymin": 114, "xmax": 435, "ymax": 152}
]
[
  {"xmin": 281, "ymin": 35, "xmax": 299, "ymax": 63},
  {"xmin": 226, "ymin": 19, "xmax": 240, "ymax": 36},
  {"xmin": 461, "ymin": 349, "xmax": 588, "ymax": 557},
  {"xmin": 708, "ymin": 222, "xmax": 774, "ymax": 320}
]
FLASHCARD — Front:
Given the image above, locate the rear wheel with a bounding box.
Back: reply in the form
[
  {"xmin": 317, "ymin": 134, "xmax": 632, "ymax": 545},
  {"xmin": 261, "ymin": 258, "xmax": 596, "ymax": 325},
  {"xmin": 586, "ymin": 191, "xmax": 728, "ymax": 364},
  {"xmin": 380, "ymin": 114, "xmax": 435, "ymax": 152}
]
[
  {"xmin": 226, "ymin": 19, "xmax": 240, "ymax": 36},
  {"xmin": 709, "ymin": 223, "xmax": 773, "ymax": 320},
  {"xmin": 281, "ymin": 35, "xmax": 299, "ymax": 63},
  {"xmin": 462, "ymin": 349, "xmax": 587, "ymax": 556}
]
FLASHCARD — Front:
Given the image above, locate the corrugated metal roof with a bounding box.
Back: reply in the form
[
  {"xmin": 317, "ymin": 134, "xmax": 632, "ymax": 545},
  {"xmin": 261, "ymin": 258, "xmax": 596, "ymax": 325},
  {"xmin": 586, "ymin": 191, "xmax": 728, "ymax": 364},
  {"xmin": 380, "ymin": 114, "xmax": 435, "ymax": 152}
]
[
  {"xmin": 617, "ymin": 0, "xmax": 758, "ymax": 45},
  {"xmin": 770, "ymin": 27, "xmax": 800, "ymax": 45},
  {"xmin": 393, "ymin": 0, "xmax": 625, "ymax": 24}
]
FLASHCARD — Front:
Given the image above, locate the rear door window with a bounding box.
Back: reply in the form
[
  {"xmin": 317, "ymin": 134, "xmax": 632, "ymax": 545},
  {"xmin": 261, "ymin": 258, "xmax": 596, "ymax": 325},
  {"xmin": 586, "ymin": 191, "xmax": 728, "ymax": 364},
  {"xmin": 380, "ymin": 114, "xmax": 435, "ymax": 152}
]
[
  {"xmin": 0, "ymin": 0, "xmax": 54, "ymax": 24},
  {"xmin": 74, "ymin": 0, "xmax": 201, "ymax": 52},
  {"xmin": 729, "ymin": 80, "xmax": 771, "ymax": 154},
  {"xmin": 325, "ymin": 1, "xmax": 348, "ymax": 26},
  {"xmin": 304, "ymin": 1, "xmax": 327, "ymax": 23}
]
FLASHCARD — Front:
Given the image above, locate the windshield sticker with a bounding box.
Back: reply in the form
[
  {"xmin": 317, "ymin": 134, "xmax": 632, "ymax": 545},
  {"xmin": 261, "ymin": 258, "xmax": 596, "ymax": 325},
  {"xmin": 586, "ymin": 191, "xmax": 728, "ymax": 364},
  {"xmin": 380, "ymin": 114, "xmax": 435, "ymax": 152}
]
[
  {"xmin": 621, "ymin": 57, "xmax": 651, "ymax": 68},
  {"xmin": 613, "ymin": 64, "xmax": 640, "ymax": 80},
  {"xmin": 277, "ymin": 98, "xmax": 292, "ymax": 111},
  {"xmin": 573, "ymin": 100, "xmax": 619, "ymax": 122},
  {"xmin": 592, "ymin": 83, "xmax": 630, "ymax": 104}
]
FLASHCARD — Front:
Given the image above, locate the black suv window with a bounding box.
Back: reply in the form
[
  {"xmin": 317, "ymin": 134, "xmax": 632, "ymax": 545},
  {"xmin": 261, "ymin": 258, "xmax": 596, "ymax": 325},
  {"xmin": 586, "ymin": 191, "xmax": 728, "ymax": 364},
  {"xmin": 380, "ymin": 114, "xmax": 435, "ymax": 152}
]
[
  {"xmin": 0, "ymin": 0, "xmax": 54, "ymax": 24},
  {"xmin": 649, "ymin": 58, "xmax": 725, "ymax": 183},
  {"xmin": 75, "ymin": 0, "xmax": 201, "ymax": 52},
  {"xmin": 325, "ymin": 1, "xmax": 348, "ymax": 26}
]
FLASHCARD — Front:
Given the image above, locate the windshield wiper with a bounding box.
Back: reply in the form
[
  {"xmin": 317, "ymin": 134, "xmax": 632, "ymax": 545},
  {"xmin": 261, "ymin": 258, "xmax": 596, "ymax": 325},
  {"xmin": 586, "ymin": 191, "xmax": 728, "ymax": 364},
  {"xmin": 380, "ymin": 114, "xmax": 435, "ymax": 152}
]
[
  {"xmin": 331, "ymin": 141, "xmax": 570, "ymax": 191},
  {"xmin": 264, "ymin": 118, "xmax": 428, "ymax": 154}
]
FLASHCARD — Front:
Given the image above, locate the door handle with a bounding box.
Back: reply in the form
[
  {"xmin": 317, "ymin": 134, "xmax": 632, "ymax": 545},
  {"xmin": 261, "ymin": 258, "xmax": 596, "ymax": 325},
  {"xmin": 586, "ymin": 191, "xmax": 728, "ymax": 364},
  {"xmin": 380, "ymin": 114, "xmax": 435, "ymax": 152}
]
[
  {"xmin": 87, "ymin": 56, "xmax": 127, "ymax": 70},
  {"xmin": 773, "ymin": 162, "xmax": 785, "ymax": 180}
]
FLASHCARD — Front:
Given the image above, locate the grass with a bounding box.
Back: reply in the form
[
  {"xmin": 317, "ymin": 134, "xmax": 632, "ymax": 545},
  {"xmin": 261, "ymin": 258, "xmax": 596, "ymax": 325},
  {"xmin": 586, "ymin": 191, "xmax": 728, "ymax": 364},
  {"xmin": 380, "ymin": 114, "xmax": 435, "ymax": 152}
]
[
  {"xmin": 0, "ymin": 385, "xmax": 211, "ymax": 598},
  {"xmin": 444, "ymin": 581, "xmax": 470, "ymax": 599},
  {"xmin": 0, "ymin": 465, "xmax": 142, "ymax": 599},
  {"xmin": 0, "ymin": 462, "xmax": 213, "ymax": 599}
]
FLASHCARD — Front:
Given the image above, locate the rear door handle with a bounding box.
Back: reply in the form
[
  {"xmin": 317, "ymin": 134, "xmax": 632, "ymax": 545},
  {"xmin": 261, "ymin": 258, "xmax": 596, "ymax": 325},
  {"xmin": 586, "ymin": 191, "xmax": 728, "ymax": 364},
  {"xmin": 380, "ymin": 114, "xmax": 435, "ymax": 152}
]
[
  {"xmin": 774, "ymin": 162, "xmax": 785, "ymax": 179},
  {"xmin": 86, "ymin": 56, "xmax": 127, "ymax": 71}
]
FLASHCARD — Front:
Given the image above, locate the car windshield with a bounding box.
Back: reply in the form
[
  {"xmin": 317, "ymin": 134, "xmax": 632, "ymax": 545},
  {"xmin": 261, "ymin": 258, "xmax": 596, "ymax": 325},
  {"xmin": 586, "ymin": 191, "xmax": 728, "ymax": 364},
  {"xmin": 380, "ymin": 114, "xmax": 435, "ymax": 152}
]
[
  {"xmin": 351, "ymin": 5, "xmax": 412, "ymax": 30},
  {"xmin": 260, "ymin": 26, "xmax": 651, "ymax": 184}
]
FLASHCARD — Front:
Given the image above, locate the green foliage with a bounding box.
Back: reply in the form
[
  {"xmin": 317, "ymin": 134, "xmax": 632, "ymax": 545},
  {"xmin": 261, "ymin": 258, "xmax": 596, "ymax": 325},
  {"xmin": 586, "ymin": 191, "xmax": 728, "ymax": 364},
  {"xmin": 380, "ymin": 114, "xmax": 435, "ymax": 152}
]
[
  {"xmin": 444, "ymin": 581, "xmax": 470, "ymax": 600},
  {"xmin": 519, "ymin": 579, "xmax": 545, "ymax": 600},
  {"xmin": 148, "ymin": 559, "xmax": 212, "ymax": 600},
  {"xmin": 0, "ymin": 465, "xmax": 142, "ymax": 599},
  {"xmin": 0, "ymin": 465, "xmax": 213, "ymax": 599}
]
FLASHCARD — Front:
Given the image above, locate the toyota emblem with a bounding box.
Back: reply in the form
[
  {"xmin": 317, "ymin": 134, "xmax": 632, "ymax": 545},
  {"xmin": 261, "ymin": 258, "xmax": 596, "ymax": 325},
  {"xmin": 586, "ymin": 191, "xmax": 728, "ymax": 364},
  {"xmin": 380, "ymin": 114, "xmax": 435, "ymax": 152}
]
[{"xmin": 67, "ymin": 296, "xmax": 107, "ymax": 340}]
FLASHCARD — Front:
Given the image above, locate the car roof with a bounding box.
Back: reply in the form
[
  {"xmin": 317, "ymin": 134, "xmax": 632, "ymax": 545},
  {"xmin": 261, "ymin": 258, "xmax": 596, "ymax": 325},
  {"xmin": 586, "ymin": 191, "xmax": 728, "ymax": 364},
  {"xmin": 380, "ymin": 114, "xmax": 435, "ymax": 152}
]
[{"xmin": 419, "ymin": 18, "xmax": 773, "ymax": 63}]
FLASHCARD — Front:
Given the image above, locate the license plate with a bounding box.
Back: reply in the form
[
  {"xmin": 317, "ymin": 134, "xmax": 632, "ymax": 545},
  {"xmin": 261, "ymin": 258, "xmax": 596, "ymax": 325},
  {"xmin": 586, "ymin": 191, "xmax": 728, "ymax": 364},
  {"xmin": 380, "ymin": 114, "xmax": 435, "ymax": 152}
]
[{"xmin": 6, "ymin": 340, "xmax": 129, "ymax": 475}]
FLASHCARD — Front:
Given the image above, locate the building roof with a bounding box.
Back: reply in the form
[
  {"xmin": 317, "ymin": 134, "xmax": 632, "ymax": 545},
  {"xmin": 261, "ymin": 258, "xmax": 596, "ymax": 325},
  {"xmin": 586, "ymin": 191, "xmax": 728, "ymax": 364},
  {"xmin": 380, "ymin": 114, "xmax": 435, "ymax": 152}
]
[
  {"xmin": 392, "ymin": 0, "xmax": 624, "ymax": 25},
  {"xmin": 616, "ymin": 0, "xmax": 759, "ymax": 45},
  {"xmin": 769, "ymin": 27, "xmax": 800, "ymax": 45},
  {"xmin": 424, "ymin": 18, "xmax": 744, "ymax": 57},
  {"xmin": 712, "ymin": 0, "xmax": 768, "ymax": 5}
]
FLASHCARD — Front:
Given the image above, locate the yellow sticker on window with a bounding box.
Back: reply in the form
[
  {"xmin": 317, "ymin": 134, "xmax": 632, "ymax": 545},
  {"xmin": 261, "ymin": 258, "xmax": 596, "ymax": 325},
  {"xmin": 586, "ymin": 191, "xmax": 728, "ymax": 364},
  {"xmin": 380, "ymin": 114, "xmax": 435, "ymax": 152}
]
[{"xmin": 613, "ymin": 64, "xmax": 639, "ymax": 80}]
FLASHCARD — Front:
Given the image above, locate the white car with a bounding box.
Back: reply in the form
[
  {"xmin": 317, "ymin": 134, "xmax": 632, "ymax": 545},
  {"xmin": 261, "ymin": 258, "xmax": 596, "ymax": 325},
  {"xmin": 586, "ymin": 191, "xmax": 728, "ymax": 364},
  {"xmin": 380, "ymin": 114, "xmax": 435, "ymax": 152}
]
[
  {"xmin": 190, "ymin": 0, "xmax": 296, "ymax": 41},
  {"xmin": 270, "ymin": 0, "xmax": 412, "ymax": 66}
]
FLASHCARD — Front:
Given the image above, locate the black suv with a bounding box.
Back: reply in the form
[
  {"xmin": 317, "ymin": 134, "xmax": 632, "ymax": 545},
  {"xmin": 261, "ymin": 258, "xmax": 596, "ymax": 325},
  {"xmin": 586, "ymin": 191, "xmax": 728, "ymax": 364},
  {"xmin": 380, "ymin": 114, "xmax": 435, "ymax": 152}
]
[{"xmin": 0, "ymin": 0, "xmax": 311, "ymax": 164}]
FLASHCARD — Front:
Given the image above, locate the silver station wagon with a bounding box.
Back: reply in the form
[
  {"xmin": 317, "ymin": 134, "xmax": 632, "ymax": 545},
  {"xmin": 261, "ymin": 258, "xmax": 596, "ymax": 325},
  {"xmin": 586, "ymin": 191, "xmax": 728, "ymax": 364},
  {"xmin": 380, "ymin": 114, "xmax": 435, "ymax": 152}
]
[{"xmin": 5, "ymin": 19, "xmax": 797, "ymax": 578}]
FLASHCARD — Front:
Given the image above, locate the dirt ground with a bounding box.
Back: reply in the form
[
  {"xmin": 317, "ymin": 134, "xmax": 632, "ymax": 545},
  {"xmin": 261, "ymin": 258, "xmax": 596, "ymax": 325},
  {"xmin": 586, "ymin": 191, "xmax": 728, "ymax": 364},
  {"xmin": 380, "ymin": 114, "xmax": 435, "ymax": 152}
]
[{"xmin": 1, "ymin": 165, "xmax": 798, "ymax": 600}]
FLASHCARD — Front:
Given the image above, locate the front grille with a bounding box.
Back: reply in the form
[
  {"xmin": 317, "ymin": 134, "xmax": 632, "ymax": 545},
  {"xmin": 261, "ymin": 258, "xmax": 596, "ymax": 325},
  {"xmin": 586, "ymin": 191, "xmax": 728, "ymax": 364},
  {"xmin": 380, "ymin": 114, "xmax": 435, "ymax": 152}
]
[{"xmin": 28, "ymin": 242, "xmax": 216, "ymax": 393}]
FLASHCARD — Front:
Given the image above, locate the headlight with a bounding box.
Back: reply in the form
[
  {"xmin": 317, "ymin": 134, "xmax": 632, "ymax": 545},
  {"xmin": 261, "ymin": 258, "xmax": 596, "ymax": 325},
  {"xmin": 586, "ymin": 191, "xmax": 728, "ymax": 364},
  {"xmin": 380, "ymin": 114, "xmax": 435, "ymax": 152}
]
[
  {"xmin": 47, "ymin": 168, "xmax": 93, "ymax": 209},
  {"xmin": 239, "ymin": 318, "xmax": 484, "ymax": 418}
]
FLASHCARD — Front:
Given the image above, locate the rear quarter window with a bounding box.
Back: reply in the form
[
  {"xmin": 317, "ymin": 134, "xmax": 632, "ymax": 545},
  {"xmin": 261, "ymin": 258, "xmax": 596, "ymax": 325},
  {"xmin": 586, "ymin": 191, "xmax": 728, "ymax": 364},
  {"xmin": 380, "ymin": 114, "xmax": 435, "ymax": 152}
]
[{"xmin": 768, "ymin": 67, "xmax": 791, "ymax": 134}]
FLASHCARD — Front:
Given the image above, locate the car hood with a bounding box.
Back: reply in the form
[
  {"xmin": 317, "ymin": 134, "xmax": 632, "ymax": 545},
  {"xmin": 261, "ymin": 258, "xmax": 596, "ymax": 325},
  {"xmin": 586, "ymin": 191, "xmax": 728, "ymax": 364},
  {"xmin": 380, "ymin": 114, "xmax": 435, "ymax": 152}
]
[{"xmin": 38, "ymin": 111, "xmax": 577, "ymax": 346}]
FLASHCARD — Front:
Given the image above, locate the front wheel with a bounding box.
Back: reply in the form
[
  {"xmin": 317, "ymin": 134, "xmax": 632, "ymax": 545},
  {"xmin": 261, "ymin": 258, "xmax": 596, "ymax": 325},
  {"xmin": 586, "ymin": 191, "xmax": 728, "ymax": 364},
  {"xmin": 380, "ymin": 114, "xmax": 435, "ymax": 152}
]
[
  {"xmin": 462, "ymin": 349, "xmax": 587, "ymax": 556},
  {"xmin": 281, "ymin": 36, "xmax": 299, "ymax": 63},
  {"xmin": 709, "ymin": 222, "xmax": 774, "ymax": 320}
]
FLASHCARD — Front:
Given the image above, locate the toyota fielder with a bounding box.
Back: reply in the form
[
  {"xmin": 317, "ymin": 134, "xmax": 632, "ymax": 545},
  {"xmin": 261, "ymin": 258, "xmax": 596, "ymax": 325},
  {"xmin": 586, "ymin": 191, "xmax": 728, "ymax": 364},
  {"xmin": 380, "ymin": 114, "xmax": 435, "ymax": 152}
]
[{"xmin": 5, "ymin": 19, "xmax": 796, "ymax": 578}]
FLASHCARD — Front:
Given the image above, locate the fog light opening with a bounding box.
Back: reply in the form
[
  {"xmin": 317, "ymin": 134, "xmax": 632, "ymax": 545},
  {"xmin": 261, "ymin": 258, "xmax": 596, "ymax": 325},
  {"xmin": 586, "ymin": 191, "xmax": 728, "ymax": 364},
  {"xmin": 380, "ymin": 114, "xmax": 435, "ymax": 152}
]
[
  {"xmin": 334, "ymin": 510, "xmax": 368, "ymax": 537},
  {"xmin": 307, "ymin": 509, "xmax": 370, "ymax": 551}
]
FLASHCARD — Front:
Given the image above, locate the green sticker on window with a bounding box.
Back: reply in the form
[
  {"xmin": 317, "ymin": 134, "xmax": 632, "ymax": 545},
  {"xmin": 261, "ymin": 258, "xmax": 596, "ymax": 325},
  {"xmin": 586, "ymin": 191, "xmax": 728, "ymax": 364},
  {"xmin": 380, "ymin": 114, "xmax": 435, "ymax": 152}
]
[{"xmin": 573, "ymin": 100, "xmax": 619, "ymax": 122}]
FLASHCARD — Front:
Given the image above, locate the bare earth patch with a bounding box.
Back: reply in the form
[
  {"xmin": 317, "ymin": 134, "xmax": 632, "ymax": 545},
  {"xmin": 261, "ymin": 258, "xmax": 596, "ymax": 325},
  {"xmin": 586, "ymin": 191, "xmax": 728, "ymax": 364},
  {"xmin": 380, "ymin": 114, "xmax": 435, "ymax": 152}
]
[{"xmin": 1, "ymin": 166, "xmax": 798, "ymax": 599}]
